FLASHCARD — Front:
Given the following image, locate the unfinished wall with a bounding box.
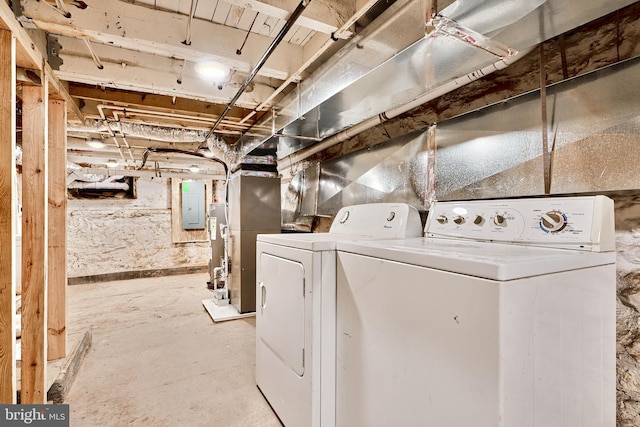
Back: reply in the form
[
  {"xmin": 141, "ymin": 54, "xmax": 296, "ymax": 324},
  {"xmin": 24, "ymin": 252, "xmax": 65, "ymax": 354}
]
[
  {"xmin": 280, "ymin": 3, "xmax": 640, "ymax": 424},
  {"xmin": 615, "ymin": 192, "xmax": 640, "ymax": 426},
  {"xmin": 67, "ymin": 177, "xmax": 210, "ymax": 280}
]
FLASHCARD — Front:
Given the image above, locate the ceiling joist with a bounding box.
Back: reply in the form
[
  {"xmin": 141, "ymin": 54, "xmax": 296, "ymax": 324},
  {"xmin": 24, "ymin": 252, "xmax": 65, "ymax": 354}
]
[{"xmin": 21, "ymin": 0, "xmax": 308, "ymax": 80}]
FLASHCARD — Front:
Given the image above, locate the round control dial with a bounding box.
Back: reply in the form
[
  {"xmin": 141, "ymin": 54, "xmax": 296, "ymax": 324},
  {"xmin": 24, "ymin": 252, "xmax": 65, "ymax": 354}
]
[
  {"xmin": 539, "ymin": 211, "xmax": 567, "ymax": 233},
  {"xmin": 453, "ymin": 216, "xmax": 465, "ymax": 225},
  {"xmin": 436, "ymin": 215, "xmax": 448, "ymax": 224},
  {"xmin": 493, "ymin": 214, "xmax": 506, "ymax": 227}
]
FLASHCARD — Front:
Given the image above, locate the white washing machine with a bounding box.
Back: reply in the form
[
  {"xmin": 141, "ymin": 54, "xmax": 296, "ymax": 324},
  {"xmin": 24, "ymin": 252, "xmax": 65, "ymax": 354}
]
[
  {"xmin": 255, "ymin": 203, "xmax": 423, "ymax": 427},
  {"xmin": 335, "ymin": 195, "xmax": 617, "ymax": 427}
]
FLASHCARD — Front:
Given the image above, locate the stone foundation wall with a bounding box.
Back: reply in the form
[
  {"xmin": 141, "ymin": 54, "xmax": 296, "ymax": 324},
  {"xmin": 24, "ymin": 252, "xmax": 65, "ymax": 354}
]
[
  {"xmin": 614, "ymin": 192, "xmax": 640, "ymax": 426},
  {"xmin": 67, "ymin": 177, "xmax": 210, "ymax": 278}
]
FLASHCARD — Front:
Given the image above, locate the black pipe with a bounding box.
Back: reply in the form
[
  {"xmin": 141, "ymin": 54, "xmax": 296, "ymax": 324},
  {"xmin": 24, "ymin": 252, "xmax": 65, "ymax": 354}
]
[
  {"xmin": 204, "ymin": 0, "xmax": 311, "ymax": 141},
  {"xmin": 138, "ymin": 147, "xmax": 228, "ymax": 175}
]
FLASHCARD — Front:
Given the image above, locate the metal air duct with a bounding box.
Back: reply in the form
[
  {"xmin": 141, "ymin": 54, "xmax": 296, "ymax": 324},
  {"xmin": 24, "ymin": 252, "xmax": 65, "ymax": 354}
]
[{"xmin": 236, "ymin": 0, "xmax": 638, "ymax": 161}]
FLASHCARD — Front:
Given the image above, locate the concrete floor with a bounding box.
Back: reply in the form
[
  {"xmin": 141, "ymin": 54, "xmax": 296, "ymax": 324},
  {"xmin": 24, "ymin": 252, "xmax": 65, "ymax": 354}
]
[{"xmin": 64, "ymin": 273, "xmax": 282, "ymax": 427}]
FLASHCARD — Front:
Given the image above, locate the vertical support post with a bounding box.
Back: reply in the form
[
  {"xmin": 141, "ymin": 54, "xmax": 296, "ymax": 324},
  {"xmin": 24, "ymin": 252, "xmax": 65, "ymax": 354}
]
[
  {"xmin": 0, "ymin": 28, "xmax": 17, "ymax": 405},
  {"xmin": 539, "ymin": 43, "xmax": 551, "ymax": 194},
  {"xmin": 21, "ymin": 81, "xmax": 48, "ymax": 404},
  {"xmin": 47, "ymin": 99, "xmax": 66, "ymax": 360}
]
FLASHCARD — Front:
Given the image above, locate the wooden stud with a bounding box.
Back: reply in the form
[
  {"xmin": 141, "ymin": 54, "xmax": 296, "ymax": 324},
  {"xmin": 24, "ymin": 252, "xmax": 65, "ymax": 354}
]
[
  {"xmin": 0, "ymin": 2, "xmax": 41, "ymax": 70},
  {"xmin": 47, "ymin": 99, "xmax": 66, "ymax": 361},
  {"xmin": 21, "ymin": 81, "xmax": 48, "ymax": 404},
  {"xmin": 0, "ymin": 28, "xmax": 17, "ymax": 405}
]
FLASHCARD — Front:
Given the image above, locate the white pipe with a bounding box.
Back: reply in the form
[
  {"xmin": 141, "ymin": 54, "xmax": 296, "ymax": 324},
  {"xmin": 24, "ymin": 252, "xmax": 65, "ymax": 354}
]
[
  {"xmin": 237, "ymin": 0, "xmax": 385, "ymax": 126},
  {"xmin": 219, "ymin": 224, "xmax": 230, "ymax": 299},
  {"xmin": 183, "ymin": 0, "xmax": 197, "ymax": 46},
  {"xmin": 54, "ymin": 0, "xmax": 70, "ymax": 16},
  {"xmin": 43, "ymin": 0, "xmax": 71, "ymax": 18},
  {"xmin": 67, "ymin": 181, "xmax": 130, "ymax": 190},
  {"xmin": 97, "ymin": 105, "xmax": 127, "ymax": 164},
  {"xmin": 71, "ymin": 167, "xmax": 226, "ymax": 180},
  {"xmin": 112, "ymin": 112, "xmax": 139, "ymax": 164},
  {"xmin": 278, "ymin": 47, "xmax": 531, "ymax": 172},
  {"xmin": 97, "ymin": 104, "xmax": 258, "ymax": 132},
  {"xmin": 83, "ymin": 38, "xmax": 104, "ymax": 70}
]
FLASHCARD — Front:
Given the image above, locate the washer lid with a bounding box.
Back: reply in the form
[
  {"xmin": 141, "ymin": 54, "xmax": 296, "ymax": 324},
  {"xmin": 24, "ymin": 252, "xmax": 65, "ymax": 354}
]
[{"xmin": 337, "ymin": 238, "xmax": 616, "ymax": 281}]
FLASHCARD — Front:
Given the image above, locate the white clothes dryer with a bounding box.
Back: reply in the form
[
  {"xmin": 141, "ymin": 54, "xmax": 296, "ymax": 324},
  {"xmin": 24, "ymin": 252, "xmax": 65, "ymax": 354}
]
[
  {"xmin": 255, "ymin": 203, "xmax": 423, "ymax": 427},
  {"xmin": 335, "ymin": 196, "xmax": 617, "ymax": 427}
]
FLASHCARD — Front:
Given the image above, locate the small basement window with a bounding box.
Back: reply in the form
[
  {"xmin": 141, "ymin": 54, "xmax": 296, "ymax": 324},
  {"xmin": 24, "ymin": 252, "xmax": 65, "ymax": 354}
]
[{"xmin": 67, "ymin": 176, "xmax": 137, "ymax": 199}]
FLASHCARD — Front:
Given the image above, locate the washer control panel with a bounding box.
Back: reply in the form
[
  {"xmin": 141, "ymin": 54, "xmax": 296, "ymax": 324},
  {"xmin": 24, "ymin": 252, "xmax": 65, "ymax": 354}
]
[{"xmin": 425, "ymin": 196, "xmax": 615, "ymax": 252}]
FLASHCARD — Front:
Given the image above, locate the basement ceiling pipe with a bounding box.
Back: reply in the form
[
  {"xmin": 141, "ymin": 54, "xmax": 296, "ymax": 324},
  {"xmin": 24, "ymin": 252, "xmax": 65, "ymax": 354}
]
[
  {"xmin": 183, "ymin": 0, "xmax": 197, "ymax": 46},
  {"xmin": 278, "ymin": 47, "xmax": 532, "ymax": 173},
  {"xmin": 68, "ymin": 119, "xmax": 238, "ymax": 166},
  {"xmin": 204, "ymin": 0, "xmax": 312, "ymax": 140},
  {"xmin": 236, "ymin": 0, "xmax": 383, "ymax": 127},
  {"xmin": 67, "ymin": 181, "xmax": 130, "ymax": 190},
  {"xmin": 68, "ymin": 175, "xmax": 130, "ymax": 190}
]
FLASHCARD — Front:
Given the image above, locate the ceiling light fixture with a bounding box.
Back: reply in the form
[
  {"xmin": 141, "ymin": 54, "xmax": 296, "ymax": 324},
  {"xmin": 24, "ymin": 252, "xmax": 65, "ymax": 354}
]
[
  {"xmin": 201, "ymin": 149, "xmax": 215, "ymax": 158},
  {"xmin": 195, "ymin": 60, "xmax": 230, "ymax": 82},
  {"xmin": 86, "ymin": 139, "xmax": 106, "ymax": 148},
  {"xmin": 105, "ymin": 159, "xmax": 119, "ymax": 168},
  {"xmin": 189, "ymin": 165, "xmax": 200, "ymax": 173}
]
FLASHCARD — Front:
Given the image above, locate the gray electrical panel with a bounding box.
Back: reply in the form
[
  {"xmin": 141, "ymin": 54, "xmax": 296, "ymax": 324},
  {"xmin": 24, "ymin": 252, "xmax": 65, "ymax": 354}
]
[{"xmin": 181, "ymin": 181, "xmax": 205, "ymax": 229}]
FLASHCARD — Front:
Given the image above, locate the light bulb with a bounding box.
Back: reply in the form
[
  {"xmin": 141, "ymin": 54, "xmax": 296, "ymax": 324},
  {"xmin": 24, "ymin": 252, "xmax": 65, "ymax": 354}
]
[
  {"xmin": 86, "ymin": 139, "xmax": 106, "ymax": 148},
  {"xmin": 189, "ymin": 165, "xmax": 200, "ymax": 173},
  {"xmin": 195, "ymin": 61, "xmax": 230, "ymax": 82},
  {"xmin": 105, "ymin": 159, "xmax": 118, "ymax": 168}
]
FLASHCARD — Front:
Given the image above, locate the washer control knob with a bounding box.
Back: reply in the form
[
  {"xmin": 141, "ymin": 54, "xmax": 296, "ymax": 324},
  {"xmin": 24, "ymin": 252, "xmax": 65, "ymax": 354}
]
[
  {"xmin": 540, "ymin": 211, "xmax": 567, "ymax": 233},
  {"xmin": 338, "ymin": 210, "xmax": 350, "ymax": 224},
  {"xmin": 473, "ymin": 215, "xmax": 484, "ymax": 226},
  {"xmin": 436, "ymin": 215, "xmax": 448, "ymax": 224},
  {"xmin": 493, "ymin": 215, "xmax": 506, "ymax": 227},
  {"xmin": 387, "ymin": 211, "xmax": 396, "ymax": 222},
  {"xmin": 453, "ymin": 216, "xmax": 465, "ymax": 225}
]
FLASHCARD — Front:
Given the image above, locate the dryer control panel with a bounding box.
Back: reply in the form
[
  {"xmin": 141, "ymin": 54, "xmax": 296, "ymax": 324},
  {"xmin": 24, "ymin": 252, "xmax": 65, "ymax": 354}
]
[
  {"xmin": 426, "ymin": 196, "xmax": 615, "ymax": 252},
  {"xmin": 329, "ymin": 203, "xmax": 423, "ymax": 238}
]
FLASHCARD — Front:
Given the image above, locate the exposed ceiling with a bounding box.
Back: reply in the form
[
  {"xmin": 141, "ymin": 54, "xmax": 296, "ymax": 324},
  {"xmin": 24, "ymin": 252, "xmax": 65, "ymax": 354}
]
[
  {"xmin": 11, "ymin": 0, "xmax": 638, "ymax": 182},
  {"xmin": 14, "ymin": 0, "xmax": 401, "ymax": 179}
]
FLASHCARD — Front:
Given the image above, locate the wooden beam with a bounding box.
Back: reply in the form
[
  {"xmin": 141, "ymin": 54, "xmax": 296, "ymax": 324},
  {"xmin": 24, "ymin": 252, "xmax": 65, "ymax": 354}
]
[
  {"xmin": 22, "ymin": 0, "xmax": 304, "ymax": 80},
  {"xmin": 223, "ymin": 0, "xmax": 354, "ymax": 37},
  {"xmin": 0, "ymin": 0, "xmax": 83, "ymax": 123},
  {"xmin": 0, "ymin": 28, "xmax": 17, "ymax": 405},
  {"xmin": 47, "ymin": 99, "xmax": 67, "ymax": 361},
  {"xmin": 68, "ymin": 83, "xmax": 254, "ymax": 121},
  {"xmin": 0, "ymin": 1, "xmax": 41, "ymax": 69},
  {"xmin": 45, "ymin": 62, "xmax": 84, "ymax": 123},
  {"xmin": 52, "ymin": 35, "xmax": 278, "ymax": 109},
  {"xmin": 21, "ymin": 82, "xmax": 49, "ymax": 404}
]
